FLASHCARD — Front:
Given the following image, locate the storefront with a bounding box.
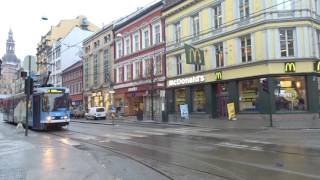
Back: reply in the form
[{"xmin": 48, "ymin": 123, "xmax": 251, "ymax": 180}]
[{"xmin": 84, "ymin": 89, "xmax": 113, "ymax": 111}]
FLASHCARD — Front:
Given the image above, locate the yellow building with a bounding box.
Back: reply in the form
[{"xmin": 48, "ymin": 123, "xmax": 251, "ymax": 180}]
[
  {"xmin": 36, "ymin": 15, "xmax": 99, "ymax": 76},
  {"xmin": 164, "ymin": 0, "xmax": 320, "ymax": 122},
  {"xmin": 82, "ymin": 24, "xmax": 114, "ymax": 111}
]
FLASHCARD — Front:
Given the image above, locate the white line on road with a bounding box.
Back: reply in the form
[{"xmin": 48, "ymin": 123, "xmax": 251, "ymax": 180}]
[{"xmin": 216, "ymin": 142, "xmax": 263, "ymax": 151}]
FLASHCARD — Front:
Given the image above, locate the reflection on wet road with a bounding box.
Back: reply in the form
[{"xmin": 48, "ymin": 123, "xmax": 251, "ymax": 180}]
[{"xmin": 54, "ymin": 122, "xmax": 320, "ymax": 180}]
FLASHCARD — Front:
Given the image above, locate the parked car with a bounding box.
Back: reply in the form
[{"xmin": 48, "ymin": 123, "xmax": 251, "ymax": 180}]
[
  {"xmin": 71, "ymin": 109, "xmax": 85, "ymax": 119},
  {"xmin": 86, "ymin": 107, "xmax": 106, "ymax": 120}
]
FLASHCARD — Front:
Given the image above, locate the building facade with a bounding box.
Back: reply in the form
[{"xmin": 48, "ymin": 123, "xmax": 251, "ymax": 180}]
[
  {"xmin": 0, "ymin": 30, "xmax": 21, "ymax": 95},
  {"xmin": 36, "ymin": 16, "xmax": 99, "ymax": 84},
  {"xmin": 62, "ymin": 61, "xmax": 83, "ymax": 109},
  {"xmin": 164, "ymin": 0, "xmax": 320, "ymax": 121},
  {"xmin": 47, "ymin": 27, "xmax": 95, "ymax": 86},
  {"xmin": 113, "ymin": 0, "xmax": 166, "ymax": 119},
  {"xmin": 82, "ymin": 24, "xmax": 114, "ymax": 111}
]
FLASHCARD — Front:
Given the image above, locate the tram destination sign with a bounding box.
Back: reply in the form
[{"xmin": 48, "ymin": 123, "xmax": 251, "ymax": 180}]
[
  {"xmin": 48, "ymin": 89, "xmax": 65, "ymax": 94},
  {"xmin": 168, "ymin": 75, "xmax": 205, "ymax": 87}
]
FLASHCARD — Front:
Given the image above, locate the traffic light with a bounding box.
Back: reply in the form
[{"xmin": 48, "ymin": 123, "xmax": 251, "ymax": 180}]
[
  {"xmin": 25, "ymin": 77, "xmax": 34, "ymax": 95},
  {"xmin": 262, "ymin": 78, "xmax": 269, "ymax": 93}
]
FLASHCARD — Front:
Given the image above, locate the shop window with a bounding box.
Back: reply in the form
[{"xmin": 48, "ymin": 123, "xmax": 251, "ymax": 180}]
[
  {"xmin": 192, "ymin": 86, "xmax": 206, "ymax": 112},
  {"xmin": 275, "ymin": 76, "xmax": 307, "ymax": 111},
  {"xmin": 239, "ymin": 79, "xmax": 259, "ymax": 112},
  {"xmin": 175, "ymin": 88, "xmax": 186, "ymax": 112}
]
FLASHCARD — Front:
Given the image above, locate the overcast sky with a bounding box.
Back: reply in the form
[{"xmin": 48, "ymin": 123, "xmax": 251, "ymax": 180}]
[{"xmin": 0, "ymin": 0, "xmax": 153, "ymax": 62}]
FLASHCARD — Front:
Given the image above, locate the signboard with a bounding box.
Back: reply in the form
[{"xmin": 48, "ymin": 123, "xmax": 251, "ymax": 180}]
[
  {"xmin": 128, "ymin": 87, "xmax": 138, "ymax": 92},
  {"xmin": 180, "ymin": 104, "xmax": 189, "ymax": 120},
  {"xmin": 168, "ymin": 75, "xmax": 205, "ymax": 87},
  {"xmin": 215, "ymin": 71, "xmax": 222, "ymax": 80},
  {"xmin": 48, "ymin": 89, "xmax": 65, "ymax": 94},
  {"xmin": 284, "ymin": 62, "xmax": 296, "ymax": 73},
  {"xmin": 314, "ymin": 61, "xmax": 320, "ymax": 72},
  {"xmin": 185, "ymin": 44, "xmax": 205, "ymax": 65},
  {"xmin": 227, "ymin": 102, "xmax": 236, "ymax": 120}
]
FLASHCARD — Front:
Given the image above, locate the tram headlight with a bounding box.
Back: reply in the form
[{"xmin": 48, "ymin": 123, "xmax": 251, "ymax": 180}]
[
  {"xmin": 47, "ymin": 116, "xmax": 52, "ymax": 122},
  {"xmin": 64, "ymin": 115, "xmax": 68, "ymax": 120}
]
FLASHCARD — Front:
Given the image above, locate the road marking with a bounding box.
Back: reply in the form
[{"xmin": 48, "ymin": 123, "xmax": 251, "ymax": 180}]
[
  {"xmin": 216, "ymin": 142, "xmax": 263, "ymax": 151},
  {"xmin": 59, "ymin": 138, "xmax": 81, "ymax": 146},
  {"xmin": 243, "ymin": 139, "xmax": 273, "ymax": 145},
  {"xmin": 134, "ymin": 130, "xmax": 167, "ymax": 136},
  {"xmin": 117, "ymin": 132, "xmax": 147, "ymax": 138}
]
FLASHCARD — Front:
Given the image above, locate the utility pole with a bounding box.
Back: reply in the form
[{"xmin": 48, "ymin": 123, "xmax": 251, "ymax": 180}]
[{"xmin": 25, "ymin": 56, "xmax": 32, "ymax": 136}]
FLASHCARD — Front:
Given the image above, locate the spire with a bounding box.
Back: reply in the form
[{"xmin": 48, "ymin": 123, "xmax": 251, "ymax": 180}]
[{"xmin": 6, "ymin": 29, "xmax": 15, "ymax": 54}]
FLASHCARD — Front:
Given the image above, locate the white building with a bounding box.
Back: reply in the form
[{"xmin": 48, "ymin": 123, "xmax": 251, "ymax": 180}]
[
  {"xmin": 47, "ymin": 27, "xmax": 95, "ymax": 86},
  {"xmin": 22, "ymin": 55, "xmax": 37, "ymax": 75}
]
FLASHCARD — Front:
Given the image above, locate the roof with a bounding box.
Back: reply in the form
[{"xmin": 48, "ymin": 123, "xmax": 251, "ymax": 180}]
[
  {"xmin": 113, "ymin": 0, "xmax": 163, "ymax": 31},
  {"xmin": 62, "ymin": 61, "xmax": 83, "ymax": 74},
  {"xmin": 163, "ymin": 0, "xmax": 185, "ymax": 11}
]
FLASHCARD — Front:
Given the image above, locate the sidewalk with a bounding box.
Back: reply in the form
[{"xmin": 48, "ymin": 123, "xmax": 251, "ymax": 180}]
[
  {"xmin": 0, "ymin": 122, "xmax": 118, "ymax": 180},
  {"xmin": 73, "ymin": 115, "xmax": 320, "ymax": 130}
]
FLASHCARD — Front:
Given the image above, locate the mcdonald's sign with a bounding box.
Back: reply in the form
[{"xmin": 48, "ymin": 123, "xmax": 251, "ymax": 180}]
[
  {"xmin": 215, "ymin": 71, "xmax": 222, "ymax": 80},
  {"xmin": 185, "ymin": 44, "xmax": 205, "ymax": 65},
  {"xmin": 314, "ymin": 61, "xmax": 320, "ymax": 72},
  {"xmin": 284, "ymin": 62, "xmax": 296, "ymax": 73}
]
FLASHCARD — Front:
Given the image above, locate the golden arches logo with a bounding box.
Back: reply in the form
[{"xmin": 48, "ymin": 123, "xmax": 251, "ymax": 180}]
[
  {"xmin": 314, "ymin": 61, "xmax": 320, "ymax": 72},
  {"xmin": 285, "ymin": 62, "xmax": 296, "ymax": 73},
  {"xmin": 215, "ymin": 71, "xmax": 222, "ymax": 80}
]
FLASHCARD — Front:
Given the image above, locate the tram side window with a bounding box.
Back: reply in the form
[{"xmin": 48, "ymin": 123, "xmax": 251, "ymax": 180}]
[{"xmin": 43, "ymin": 95, "xmax": 49, "ymax": 112}]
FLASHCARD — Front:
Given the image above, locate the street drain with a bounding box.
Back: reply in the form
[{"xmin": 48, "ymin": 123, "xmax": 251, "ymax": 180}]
[{"xmin": 0, "ymin": 168, "xmax": 26, "ymax": 180}]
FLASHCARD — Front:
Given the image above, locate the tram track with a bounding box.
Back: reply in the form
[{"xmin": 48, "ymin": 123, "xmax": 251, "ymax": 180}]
[{"xmin": 48, "ymin": 128, "xmax": 242, "ymax": 180}]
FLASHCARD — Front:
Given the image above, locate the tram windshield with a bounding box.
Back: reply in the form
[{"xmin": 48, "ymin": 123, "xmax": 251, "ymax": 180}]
[{"xmin": 43, "ymin": 93, "xmax": 70, "ymax": 112}]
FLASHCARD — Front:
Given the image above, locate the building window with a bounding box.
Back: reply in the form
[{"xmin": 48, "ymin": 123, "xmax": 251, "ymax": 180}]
[
  {"xmin": 215, "ymin": 42, "xmax": 224, "ymax": 68},
  {"xmin": 176, "ymin": 54, "xmax": 182, "ymax": 75},
  {"xmin": 94, "ymin": 54, "xmax": 98, "ymax": 84},
  {"xmin": 316, "ymin": 0, "xmax": 320, "ymax": 15},
  {"xmin": 239, "ymin": 79, "xmax": 259, "ymax": 112},
  {"xmin": 155, "ymin": 55, "xmax": 162, "ymax": 75},
  {"xmin": 133, "ymin": 32, "xmax": 140, "ymax": 52},
  {"xmin": 116, "ymin": 41, "xmax": 123, "ymax": 58},
  {"xmin": 192, "ymin": 14, "xmax": 200, "ymax": 37},
  {"xmin": 143, "ymin": 29, "xmax": 150, "ymax": 49},
  {"xmin": 126, "ymin": 64, "xmax": 132, "ymax": 81},
  {"xmin": 277, "ymin": 0, "xmax": 293, "ymax": 10},
  {"xmin": 120, "ymin": 67, "xmax": 124, "ymax": 82},
  {"xmin": 239, "ymin": 0, "xmax": 250, "ymax": 20},
  {"xmin": 280, "ymin": 28, "xmax": 295, "ymax": 57},
  {"xmin": 56, "ymin": 60, "xmax": 61, "ymax": 70},
  {"xmin": 55, "ymin": 47, "xmax": 61, "ymax": 58},
  {"xmin": 124, "ymin": 37, "xmax": 131, "ymax": 56},
  {"xmin": 174, "ymin": 22, "xmax": 181, "ymax": 43},
  {"xmin": 192, "ymin": 86, "xmax": 206, "ymax": 112},
  {"xmin": 175, "ymin": 88, "xmax": 186, "ymax": 112},
  {"xmin": 195, "ymin": 64, "xmax": 202, "ymax": 72},
  {"xmin": 134, "ymin": 61, "xmax": 141, "ymax": 80},
  {"xmin": 84, "ymin": 61, "xmax": 89, "ymax": 88},
  {"xmin": 144, "ymin": 59, "xmax": 152, "ymax": 77},
  {"xmin": 240, "ymin": 34, "xmax": 252, "ymax": 63},
  {"xmin": 103, "ymin": 49, "xmax": 110, "ymax": 83},
  {"xmin": 153, "ymin": 24, "xmax": 161, "ymax": 44},
  {"xmin": 275, "ymin": 76, "xmax": 307, "ymax": 111},
  {"xmin": 213, "ymin": 4, "xmax": 222, "ymax": 29}
]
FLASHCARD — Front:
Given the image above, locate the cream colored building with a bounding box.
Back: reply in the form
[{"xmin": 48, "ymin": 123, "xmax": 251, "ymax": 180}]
[
  {"xmin": 82, "ymin": 24, "xmax": 114, "ymax": 111},
  {"xmin": 36, "ymin": 15, "xmax": 99, "ymax": 81}
]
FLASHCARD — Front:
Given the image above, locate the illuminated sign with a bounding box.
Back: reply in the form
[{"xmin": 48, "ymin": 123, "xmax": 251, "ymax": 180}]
[
  {"xmin": 280, "ymin": 81, "xmax": 292, "ymax": 88},
  {"xmin": 314, "ymin": 61, "xmax": 320, "ymax": 72},
  {"xmin": 128, "ymin": 87, "xmax": 138, "ymax": 92},
  {"xmin": 168, "ymin": 75, "xmax": 205, "ymax": 87},
  {"xmin": 48, "ymin": 89, "xmax": 64, "ymax": 93},
  {"xmin": 215, "ymin": 71, "xmax": 222, "ymax": 80},
  {"xmin": 185, "ymin": 44, "xmax": 205, "ymax": 65},
  {"xmin": 284, "ymin": 62, "xmax": 296, "ymax": 73}
]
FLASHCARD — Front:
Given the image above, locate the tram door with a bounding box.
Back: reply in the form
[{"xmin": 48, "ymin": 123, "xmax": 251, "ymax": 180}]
[{"xmin": 32, "ymin": 95, "xmax": 41, "ymax": 129}]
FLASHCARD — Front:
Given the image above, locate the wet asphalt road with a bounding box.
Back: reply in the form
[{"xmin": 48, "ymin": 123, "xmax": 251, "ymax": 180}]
[{"xmin": 50, "ymin": 121, "xmax": 320, "ymax": 180}]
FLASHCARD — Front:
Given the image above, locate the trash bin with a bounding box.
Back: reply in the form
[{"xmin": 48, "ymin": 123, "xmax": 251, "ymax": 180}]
[
  {"xmin": 162, "ymin": 111, "xmax": 168, "ymax": 122},
  {"xmin": 136, "ymin": 109, "xmax": 143, "ymax": 121}
]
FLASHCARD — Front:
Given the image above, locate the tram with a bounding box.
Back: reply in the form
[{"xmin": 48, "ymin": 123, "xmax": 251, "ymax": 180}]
[{"xmin": 2, "ymin": 87, "xmax": 70, "ymax": 130}]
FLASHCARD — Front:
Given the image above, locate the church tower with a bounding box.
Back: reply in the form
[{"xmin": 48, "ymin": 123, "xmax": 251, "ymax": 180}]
[{"xmin": 6, "ymin": 29, "xmax": 15, "ymax": 54}]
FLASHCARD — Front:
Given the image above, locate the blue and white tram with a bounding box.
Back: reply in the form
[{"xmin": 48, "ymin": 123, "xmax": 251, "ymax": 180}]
[{"xmin": 3, "ymin": 87, "xmax": 71, "ymax": 130}]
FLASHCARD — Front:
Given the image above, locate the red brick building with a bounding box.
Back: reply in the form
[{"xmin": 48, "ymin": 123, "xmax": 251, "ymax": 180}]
[
  {"xmin": 113, "ymin": 0, "xmax": 166, "ymax": 119},
  {"xmin": 62, "ymin": 61, "xmax": 83, "ymax": 109}
]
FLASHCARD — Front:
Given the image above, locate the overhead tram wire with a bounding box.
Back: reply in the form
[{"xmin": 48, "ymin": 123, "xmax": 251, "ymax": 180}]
[{"xmin": 164, "ymin": 0, "xmax": 303, "ymax": 46}]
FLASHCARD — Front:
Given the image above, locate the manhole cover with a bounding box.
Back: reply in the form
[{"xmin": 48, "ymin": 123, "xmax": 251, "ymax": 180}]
[{"xmin": 0, "ymin": 168, "xmax": 26, "ymax": 180}]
